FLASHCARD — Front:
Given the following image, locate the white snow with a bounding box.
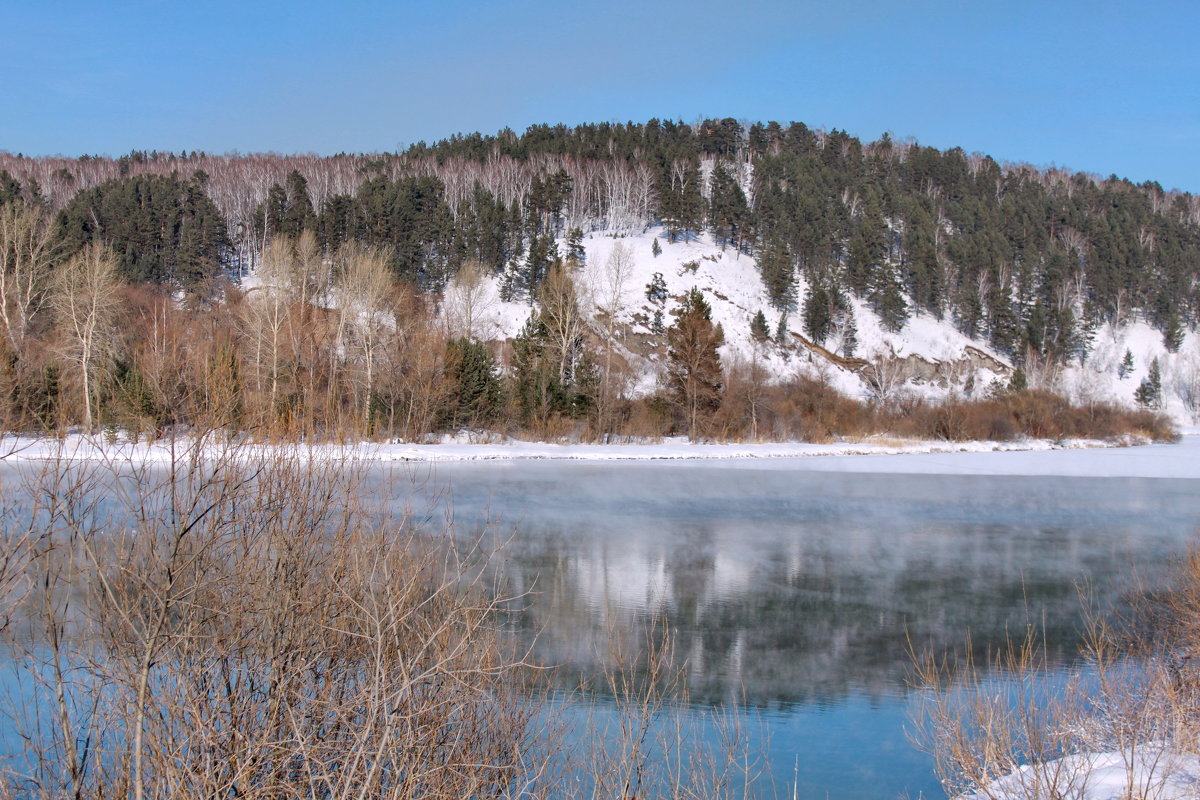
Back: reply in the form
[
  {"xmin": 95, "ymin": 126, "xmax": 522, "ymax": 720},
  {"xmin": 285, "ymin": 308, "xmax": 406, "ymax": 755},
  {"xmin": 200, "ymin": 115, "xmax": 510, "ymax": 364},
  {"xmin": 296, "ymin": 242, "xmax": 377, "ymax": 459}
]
[
  {"xmin": 3, "ymin": 432, "xmax": 1197, "ymax": 479},
  {"xmin": 428, "ymin": 226, "xmax": 1200, "ymax": 423},
  {"xmin": 962, "ymin": 748, "xmax": 1200, "ymax": 800}
]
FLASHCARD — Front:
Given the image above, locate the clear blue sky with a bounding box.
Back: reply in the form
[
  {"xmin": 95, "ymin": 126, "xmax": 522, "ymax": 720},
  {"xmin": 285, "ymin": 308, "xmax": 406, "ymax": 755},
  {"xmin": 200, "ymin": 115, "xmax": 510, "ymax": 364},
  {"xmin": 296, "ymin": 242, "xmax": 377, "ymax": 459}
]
[{"xmin": 3, "ymin": 0, "xmax": 1198, "ymax": 191}]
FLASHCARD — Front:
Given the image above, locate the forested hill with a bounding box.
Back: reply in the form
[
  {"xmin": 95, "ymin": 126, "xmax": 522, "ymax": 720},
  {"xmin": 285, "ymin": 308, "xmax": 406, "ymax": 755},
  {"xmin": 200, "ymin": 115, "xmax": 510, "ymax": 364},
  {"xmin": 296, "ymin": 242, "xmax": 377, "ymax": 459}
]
[
  {"xmin": 3, "ymin": 118, "xmax": 1198, "ymax": 360},
  {"xmin": 0, "ymin": 118, "xmax": 1196, "ymax": 440}
]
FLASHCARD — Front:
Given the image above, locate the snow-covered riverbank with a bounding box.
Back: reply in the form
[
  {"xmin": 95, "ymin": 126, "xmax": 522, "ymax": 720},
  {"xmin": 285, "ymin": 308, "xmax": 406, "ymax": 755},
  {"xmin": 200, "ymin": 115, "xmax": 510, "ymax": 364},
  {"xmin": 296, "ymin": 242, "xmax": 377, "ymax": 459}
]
[{"xmin": 1, "ymin": 432, "xmax": 1195, "ymax": 479}]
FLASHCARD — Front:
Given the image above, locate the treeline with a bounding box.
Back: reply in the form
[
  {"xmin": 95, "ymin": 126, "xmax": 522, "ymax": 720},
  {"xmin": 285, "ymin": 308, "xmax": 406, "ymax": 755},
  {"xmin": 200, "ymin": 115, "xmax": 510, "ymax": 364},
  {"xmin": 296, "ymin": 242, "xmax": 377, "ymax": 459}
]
[
  {"xmin": 0, "ymin": 118, "xmax": 1193, "ymax": 440},
  {"xmin": 3, "ymin": 119, "xmax": 1199, "ymax": 358},
  {"xmin": 0, "ymin": 218, "xmax": 1173, "ymax": 443}
]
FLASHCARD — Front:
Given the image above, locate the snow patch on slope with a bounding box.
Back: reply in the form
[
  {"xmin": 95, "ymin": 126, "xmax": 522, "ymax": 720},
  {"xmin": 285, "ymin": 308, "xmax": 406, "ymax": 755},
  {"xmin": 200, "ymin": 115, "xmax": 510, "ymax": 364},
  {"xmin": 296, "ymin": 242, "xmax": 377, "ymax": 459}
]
[{"xmin": 441, "ymin": 225, "xmax": 1199, "ymax": 424}]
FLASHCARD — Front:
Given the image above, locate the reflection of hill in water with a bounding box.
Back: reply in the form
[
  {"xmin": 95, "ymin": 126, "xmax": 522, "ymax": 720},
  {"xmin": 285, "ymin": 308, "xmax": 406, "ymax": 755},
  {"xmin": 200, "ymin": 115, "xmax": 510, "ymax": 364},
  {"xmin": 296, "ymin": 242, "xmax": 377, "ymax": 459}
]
[{"xmin": 396, "ymin": 465, "xmax": 1200, "ymax": 708}]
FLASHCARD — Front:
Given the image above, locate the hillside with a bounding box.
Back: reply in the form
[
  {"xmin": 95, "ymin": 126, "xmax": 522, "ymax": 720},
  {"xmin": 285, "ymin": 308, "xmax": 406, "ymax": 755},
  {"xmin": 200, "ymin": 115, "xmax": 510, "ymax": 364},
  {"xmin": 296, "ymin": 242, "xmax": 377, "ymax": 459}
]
[
  {"xmin": 447, "ymin": 225, "xmax": 1198, "ymax": 426},
  {"xmin": 0, "ymin": 117, "xmax": 1196, "ymax": 438}
]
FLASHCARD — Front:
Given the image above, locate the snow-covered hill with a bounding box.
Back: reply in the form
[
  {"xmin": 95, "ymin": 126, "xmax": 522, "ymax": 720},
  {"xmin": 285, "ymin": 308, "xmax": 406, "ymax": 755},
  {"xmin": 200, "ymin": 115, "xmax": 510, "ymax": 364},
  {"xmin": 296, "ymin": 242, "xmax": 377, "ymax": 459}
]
[{"xmin": 440, "ymin": 227, "xmax": 1200, "ymax": 426}]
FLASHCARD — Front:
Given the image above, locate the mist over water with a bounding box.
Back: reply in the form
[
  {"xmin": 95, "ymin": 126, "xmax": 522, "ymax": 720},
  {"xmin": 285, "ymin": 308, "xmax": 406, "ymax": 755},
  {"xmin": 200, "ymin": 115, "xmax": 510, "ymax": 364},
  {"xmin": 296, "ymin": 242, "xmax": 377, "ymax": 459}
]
[
  {"xmin": 379, "ymin": 458, "xmax": 1200, "ymax": 800},
  {"xmin": 1, "ymin": 447, "xmax": 1197, "ymax": 800}
]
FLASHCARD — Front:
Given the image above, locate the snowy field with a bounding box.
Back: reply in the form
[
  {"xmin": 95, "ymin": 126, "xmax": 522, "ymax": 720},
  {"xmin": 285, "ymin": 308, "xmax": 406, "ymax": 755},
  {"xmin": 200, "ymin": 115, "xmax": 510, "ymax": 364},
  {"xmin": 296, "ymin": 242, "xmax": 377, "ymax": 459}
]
[{"xmin": 1, "ymin": 433, "xmax": 1197, "ymax": 480}]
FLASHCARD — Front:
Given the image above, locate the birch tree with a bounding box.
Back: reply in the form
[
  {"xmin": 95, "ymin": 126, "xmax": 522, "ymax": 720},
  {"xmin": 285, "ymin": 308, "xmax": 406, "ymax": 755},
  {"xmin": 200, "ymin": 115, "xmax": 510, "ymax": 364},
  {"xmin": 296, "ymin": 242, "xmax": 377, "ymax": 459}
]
[
  {"xmin": 594, "ymin": 242, "xmax": 633, "ymax": 428},
  {"xmin": 0, "ymin": 201, "xmax": 56, "ymax": 357},
  {"xmin": 442, "ymin": 259, "xmax": 495, "ymax": 340},
  {"xmin": 334, "ymin": 242, "xmax": 394, "ymax": 431},
  {"xmin": 53, "ymin": 243, "xmax": 121, "ymax": 431}
]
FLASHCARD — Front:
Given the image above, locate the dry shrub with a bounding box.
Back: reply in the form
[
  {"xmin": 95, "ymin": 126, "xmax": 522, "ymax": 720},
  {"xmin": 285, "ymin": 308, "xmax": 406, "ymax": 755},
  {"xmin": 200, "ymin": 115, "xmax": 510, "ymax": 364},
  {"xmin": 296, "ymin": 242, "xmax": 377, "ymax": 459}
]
[
  {"xmin": 890, "ymin": 391, "xmax": 1177, "ymax": 444},
  {"xmin": 0, "ymin": 435, "xmax": 773, "ymax": 800},
  {"xmin": 914, "ymin": 552, "xmax": 1200, "ymax": 800},
  {"xmin": 3, "ymin": 438, "xmax": 540, "ymax": 800}
]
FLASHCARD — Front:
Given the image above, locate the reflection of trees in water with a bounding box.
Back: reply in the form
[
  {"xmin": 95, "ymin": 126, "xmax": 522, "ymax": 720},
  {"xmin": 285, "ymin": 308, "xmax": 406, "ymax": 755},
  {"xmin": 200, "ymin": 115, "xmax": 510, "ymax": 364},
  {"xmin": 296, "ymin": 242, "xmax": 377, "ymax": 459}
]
[
  {"xmin": 495, "ymin": 518, "xmax": 1185, "ymax": 707},
  {"xmin": 413, "ymin": 466, "xmax": 1198, "ymax": 707}
]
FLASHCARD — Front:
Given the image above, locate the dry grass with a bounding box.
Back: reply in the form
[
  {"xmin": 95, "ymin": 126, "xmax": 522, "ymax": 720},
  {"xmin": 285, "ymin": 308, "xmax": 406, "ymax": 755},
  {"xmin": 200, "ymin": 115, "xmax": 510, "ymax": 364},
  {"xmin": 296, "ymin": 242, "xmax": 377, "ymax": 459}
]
[
  {"xmin": 0, "ymin": 434, "xmax": 774, "ymax": 800},
  {"xmin": 912, "ymin": 552, "xmax": 1200, "ymax": 800}
]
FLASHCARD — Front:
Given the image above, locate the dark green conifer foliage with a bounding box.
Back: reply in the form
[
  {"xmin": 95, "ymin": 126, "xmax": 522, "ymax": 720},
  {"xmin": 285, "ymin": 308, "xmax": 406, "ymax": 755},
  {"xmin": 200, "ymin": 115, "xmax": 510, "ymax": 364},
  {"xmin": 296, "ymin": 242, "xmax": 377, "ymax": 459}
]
[
  {"xmin": 645, "ymin": 272, "xmax": 668, "ymax": 305},
  {"xmin": 443, "ymin": 337, "xmax": 503, "ymax": 428},
  {"xmin": 1164, "ymin": 311, "xmax": 1185, "ymax": 353},
  {"xmin": 0, "ymin": 171, "xmax": 22, "ymax": 207},
  {"xmin": 757, "ymin": 238, "xmax": 796, "ymax": 310},
  {"xmin": 565, "ymin": 227, "xmax": 586, "ymax": 268},
  {"xmin": 846, "ymin": 198, "xmax": 889, "ymax": 297},
  {"xmin": 1119, "ymin": 349, "xmax": 1134, "ymax": 379},
  {"xmin": 750, "ymin": 310, "xmax": 770, "ymax": 342},
  {"xmin": 835, "ymin": 308, "xmax": 858, "ymax": 357},
  {"xmin": 651, "ymin": 237, "xmax": 662, "ymax": 258},
  {"xmin": 57, "ymin": 174, "xmax": 228, "ymax": 288},
  {"xmin": 667, "ymin": 288, "xmax": 725, "ymax": 439},
  {"xmin": 803, "ymin": 281, "xmax": 833, "ymax": 344},
  {"xmin": 323, "ymin": 175, "xmax": 453, "ymax": 287},
  {"xmin": 511, "ymin": 314, "xmax": 560, "ymax": 425},
  {"xmin": 1135, "ymin": 358, "xmax": 1163, "ymax": 408},
  {"xmin": 870, "ymin": 263, "xmax": 909, "ymax": 333},
  {"xmin": 708, "ymin": 164, "xmax": 751, "ymax": 250}
]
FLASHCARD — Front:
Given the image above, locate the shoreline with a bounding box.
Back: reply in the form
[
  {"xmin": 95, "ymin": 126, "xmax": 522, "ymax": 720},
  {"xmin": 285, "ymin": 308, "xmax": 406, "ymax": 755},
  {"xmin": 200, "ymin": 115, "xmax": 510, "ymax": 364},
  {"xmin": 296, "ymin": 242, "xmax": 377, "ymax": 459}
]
[{"xmin": 2, "ymin": 431, "xmax": 1190, "ymax": 474}]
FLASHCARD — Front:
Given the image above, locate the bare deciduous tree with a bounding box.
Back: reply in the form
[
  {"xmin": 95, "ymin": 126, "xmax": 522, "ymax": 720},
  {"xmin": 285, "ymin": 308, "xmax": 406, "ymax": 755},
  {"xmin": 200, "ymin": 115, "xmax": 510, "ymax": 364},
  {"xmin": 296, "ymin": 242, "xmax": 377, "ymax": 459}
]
[
  {"xmin": 0, "ymin": 201, "xmax": 56, "ymax": 357},
  {"xmin": 334, "ymin": 242, "xmax": 394, "ymax": 432},
  {"xmin": 52, "ymin": 243, "xmax": 121, "ymax": 431},
  {"xmin": 442, "ymin": 259, "xmax": 495, "ymax": 340}
]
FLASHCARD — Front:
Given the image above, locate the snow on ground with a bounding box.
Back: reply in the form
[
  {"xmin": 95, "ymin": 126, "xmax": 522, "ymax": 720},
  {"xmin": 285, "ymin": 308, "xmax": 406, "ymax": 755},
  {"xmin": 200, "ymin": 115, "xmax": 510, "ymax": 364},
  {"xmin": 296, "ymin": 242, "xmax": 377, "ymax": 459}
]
[
  {"xmin": 962, "ymin": 748, "xmax": 1200, "ymax": 800},
  {"xmin": 436, "ymin": 226, "xmax": 1200, "ymax": 424},
  {"xmin": 3, "ymin": 433, "xmax": 1197, "ymax": 479}
]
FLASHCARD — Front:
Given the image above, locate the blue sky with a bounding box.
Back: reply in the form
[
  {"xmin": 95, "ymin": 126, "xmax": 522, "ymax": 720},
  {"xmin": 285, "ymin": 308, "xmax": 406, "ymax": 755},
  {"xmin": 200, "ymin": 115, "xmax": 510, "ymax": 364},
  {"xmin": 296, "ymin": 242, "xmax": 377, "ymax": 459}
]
[{"xmin": 2, "ymin": 0, "xmax": 1198, "ymax": 191}]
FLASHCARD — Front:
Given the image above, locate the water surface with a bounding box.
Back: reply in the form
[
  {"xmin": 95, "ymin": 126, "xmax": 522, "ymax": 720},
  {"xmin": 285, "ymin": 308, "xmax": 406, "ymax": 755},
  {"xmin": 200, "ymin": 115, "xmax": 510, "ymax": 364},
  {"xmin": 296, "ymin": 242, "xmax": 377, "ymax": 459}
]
[{"xmin": 381, "ymin": 444, "xmax": 1200, "ymax": 799}]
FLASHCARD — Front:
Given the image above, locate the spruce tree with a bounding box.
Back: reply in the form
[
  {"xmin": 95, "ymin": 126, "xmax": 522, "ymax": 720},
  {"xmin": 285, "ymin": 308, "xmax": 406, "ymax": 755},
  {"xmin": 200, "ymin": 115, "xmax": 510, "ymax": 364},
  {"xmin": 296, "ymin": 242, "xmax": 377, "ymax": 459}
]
[
  {"xmin": 757, "ymin": 237, "xmax": 796, "ymax": 310},
  {"xmin": 803, "ymin": 281, "xmax": 833, "ymax": 344},
  {"xmin": 645, "ymin": 272, "xmax": 668, "ymax": 305},
  {"xmin": 1164, "ymin": 311, "xmax": 1185, "ymax": 353},
  {"xmin": 565, "ymin": 227, "xmax": 586, "ymax": 268},
  {"xmin": 776, "ymin": 312, "xmax": 789, "ymax": 344},
  {"xmin": 870, "ymin": 263, "xmax": 909, "ymax": 333}
]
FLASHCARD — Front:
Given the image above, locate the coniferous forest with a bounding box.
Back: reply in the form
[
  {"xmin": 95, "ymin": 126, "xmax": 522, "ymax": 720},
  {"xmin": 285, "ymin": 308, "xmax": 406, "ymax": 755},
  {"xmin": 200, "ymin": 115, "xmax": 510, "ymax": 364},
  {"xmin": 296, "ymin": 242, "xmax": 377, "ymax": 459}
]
[{"xmin": 0, "ymin": 118, "xmax": 1192, "ymax": 442}]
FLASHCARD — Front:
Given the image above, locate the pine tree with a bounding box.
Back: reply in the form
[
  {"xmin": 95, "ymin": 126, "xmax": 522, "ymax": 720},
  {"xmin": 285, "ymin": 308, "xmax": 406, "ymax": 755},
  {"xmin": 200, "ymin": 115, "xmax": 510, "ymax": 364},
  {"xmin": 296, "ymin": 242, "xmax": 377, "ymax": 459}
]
[
  {"xmin": 708, "ymin": 164, "xmax": 751, "ymax": 250},
  {"xmin": 565, "ymin": 227, "xmax": 586, "ymax": 268},
  {"xmin": 835, "ymin": 308, "xmax": 858, "ymax": 357},
  {"xmin": 1135, "ymin": 358, "xmax": 1162, "ymax": 409},
  {"xmin": 511, "ymin": 314, "xmax": 560, "ymax": 425},
  {"xmin": 443, "ymin": 337, "xmax": 503, "ymax": 428},
  {"xmin": 757, "ymin": 237, "xmax": 796, "ymax": 310},
  {"xmin": 651, "ymin": 237, "xmax": 662, "ymax": 258},
  {"xmin": 750, "ymin": 310, "xmax": 770, "ymax": 342},
  {"xmin": 803, "ymin": 281, "xmax": 833, "ymax": 344},
  {"xmin": 645, "ymin": 272, "xmax": 668, "ymax": 305},
  {"xmin": 1164, "ymin": 311, "xmax": 1185, "ymax": 353},
  {"xmin": 667, "ymin": 288, "xmax": 724, "ymax": 439},
  {"xmin": 870, "ymin": 263, "xmax": 909, "ymax": 333},
  {"xmin": 1118, "ymin": 349, "xmax": 1134, "ymax": 379},
  {"xmin": 775, "ymin": 312, "xmax": 789, "ymax": 345}
]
